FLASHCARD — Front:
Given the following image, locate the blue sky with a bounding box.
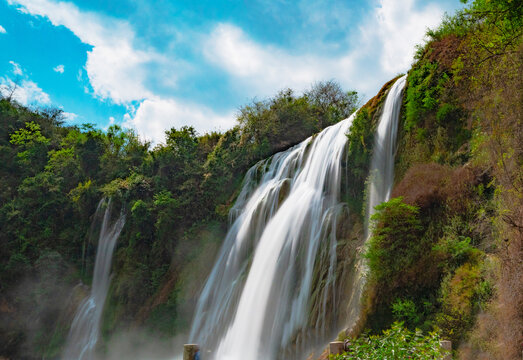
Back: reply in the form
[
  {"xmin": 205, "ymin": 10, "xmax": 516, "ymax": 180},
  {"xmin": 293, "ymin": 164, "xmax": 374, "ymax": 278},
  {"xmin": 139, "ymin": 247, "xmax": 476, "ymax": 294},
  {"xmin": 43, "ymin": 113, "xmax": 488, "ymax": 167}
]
[{"xmin": 0, "ymin": 0, "xmax": 462, "ymax": 143}]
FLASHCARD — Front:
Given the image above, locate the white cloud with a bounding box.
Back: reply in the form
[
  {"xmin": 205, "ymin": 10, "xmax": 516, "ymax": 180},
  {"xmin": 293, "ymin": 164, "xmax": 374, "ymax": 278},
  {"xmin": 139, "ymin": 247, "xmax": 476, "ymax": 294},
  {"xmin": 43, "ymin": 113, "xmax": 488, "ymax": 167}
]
[
  {"xmin": 203, "ymin": 23, "xmax": 355, "ymax": 97},
  {"xmin": 9, "ymin": 61, "xmax": 23, "ymax": 75},
  {"xmin": 0, "ymin": 77, "xmax": 51, "ymax": 105},
  {"xmin": 9, "ymin": 0, "xmax": 156, "ymax": 104},
  {"xmin": 53, "ymin": 64, "xmax": 64, "ymax": 73},
  {"xmin": 0, "ymin": 25, "xmax": 6, "ymax": 34},
  {"xmin": 7, "ymin": 0, "xmax": 450, "ymax": 145},
  {"xmin": 203, "ymin": 0, "xmax": 446, "ymax": 97},
  {"xmin": 123, "ymin": 97, "xmax": 235, "ymax": 145},
  {"xmin": 62, "ymin": 111, "xmax": 77, "ymax": 120},
  {"xmin": 8, "ymin": 0, "xmax": 223, "ymax": 144},
  {"xmin": 372, "ymin": 0, "xmax": 443, "ymax": 73}
]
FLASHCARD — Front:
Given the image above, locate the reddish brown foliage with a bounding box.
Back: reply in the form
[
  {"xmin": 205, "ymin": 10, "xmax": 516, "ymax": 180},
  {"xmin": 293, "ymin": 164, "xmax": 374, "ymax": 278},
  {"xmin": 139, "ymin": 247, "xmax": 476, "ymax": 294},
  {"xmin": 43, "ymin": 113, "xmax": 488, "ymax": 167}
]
[
  {"xmin": 427, "ymin": 34, "xmax": 464, "ymax": 70},
  {"xmin": 442, "ymin": 165, "xmax": 487, "ymax": 214},
  {"xmin": 393, "ymin": 162, "xmax": 488, "ymax": 215},
  {"xmin": 392, "ymin": 163, "xmax": 451, "ymax": 209}
]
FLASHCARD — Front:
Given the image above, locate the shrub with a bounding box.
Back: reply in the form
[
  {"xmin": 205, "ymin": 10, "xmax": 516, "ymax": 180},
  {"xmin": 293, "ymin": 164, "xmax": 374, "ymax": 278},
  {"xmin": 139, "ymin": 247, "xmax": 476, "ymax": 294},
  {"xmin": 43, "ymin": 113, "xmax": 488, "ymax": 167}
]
[
  {"xmin": 436, "ymin": 262, "xmax": 492, "ymax": 343},
  {"xmin": 365, "ymin": 197, "xmax": 424, "ymax": 291},
  {"xmin": 391, "ymin": 298, "xmax": 420, "ymax": 328},
  {"xmin": 331, "ymin": 322, "xmax": 448, "ymax": 360},
  {"xmin": 391, "ymin": 163, "xmax": 450, "ymax": 209}
]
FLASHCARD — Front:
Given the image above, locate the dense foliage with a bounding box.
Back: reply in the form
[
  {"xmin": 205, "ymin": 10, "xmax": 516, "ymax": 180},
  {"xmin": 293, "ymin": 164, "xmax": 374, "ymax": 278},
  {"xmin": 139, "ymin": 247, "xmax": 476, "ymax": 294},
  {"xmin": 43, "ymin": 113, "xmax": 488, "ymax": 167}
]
[
  {"xmin": 0, "ymin": 81, "xmax": 358, "ymax": 358},
  {"xmin": 331, "ymin": 323, "xmax": 448, "ymax": 360},
  {"xmin": 0, "ymin": 0, "xmax": 521, "ymax": 358},
  {"xmin": 358, "ymin": 0, "xmax": 522, "ymax": 358}
]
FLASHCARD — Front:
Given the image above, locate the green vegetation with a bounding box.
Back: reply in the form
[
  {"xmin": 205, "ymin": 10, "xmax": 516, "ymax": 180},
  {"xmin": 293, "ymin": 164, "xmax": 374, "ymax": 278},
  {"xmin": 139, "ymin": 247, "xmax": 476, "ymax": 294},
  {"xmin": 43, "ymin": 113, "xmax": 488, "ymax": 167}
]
[
  {"xmin": 365, "ymin": 198, "xmax": 424, "ymax": 287},
  {"xmin": 331, "ymin": 322, "xmax": 448, "ymax": 360},
  {"xmin": 0, "ymin": 81, "xmax": 358, "ymax": 358},
  {"xmin": 0, "ymin": 0, "xmax": 521, "ymax": 358},
  {"xmin": 352, "ymin": 0, "xmax": 522, "ymax": 358}
]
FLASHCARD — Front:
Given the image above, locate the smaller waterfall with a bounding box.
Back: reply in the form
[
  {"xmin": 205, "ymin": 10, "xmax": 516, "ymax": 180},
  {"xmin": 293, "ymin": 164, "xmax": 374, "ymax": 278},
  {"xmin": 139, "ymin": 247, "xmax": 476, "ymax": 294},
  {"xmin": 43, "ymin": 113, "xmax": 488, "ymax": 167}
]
[
  {"xmin": 365, "ymin": 75, "xmax": 406, "ymax": 229},
  {"xmin": 63, "ymin": 199, "xmax": 125, "ymax": 360},
  {"xmin": 341, "ymin": 75, "xmax": 407, "ymax": 338}
]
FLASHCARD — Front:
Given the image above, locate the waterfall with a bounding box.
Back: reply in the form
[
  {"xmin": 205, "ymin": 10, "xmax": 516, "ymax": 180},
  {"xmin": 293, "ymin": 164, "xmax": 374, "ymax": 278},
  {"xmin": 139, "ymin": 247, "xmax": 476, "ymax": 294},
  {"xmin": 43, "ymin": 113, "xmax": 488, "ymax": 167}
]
[
  {"xmin": 63, "ymin": 199, "xmax": 125, "ymax": 360},
  {"xmin": 342, "ymin": 75, "xmax": 407, "ymax": 341},
  {"xmin": 188, "ymin": 75, "xmax": 407, "ymax": 360},
  {"xmin": 365, "ymin": 75, "xmax": 406, "ymax": 230},
  {"xmin": 190, "ymin": 115, "xmax": 353, "ymax": 360}
]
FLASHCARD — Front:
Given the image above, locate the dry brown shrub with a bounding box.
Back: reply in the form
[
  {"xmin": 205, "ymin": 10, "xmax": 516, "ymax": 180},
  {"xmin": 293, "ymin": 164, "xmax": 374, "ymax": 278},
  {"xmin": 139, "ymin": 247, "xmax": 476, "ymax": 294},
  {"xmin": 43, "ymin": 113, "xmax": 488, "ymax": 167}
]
[
  {"xmin": 442, "ymin": 165, "xmax": 488, "ymax": 214},
  {"xmin": 494, "ymin": 227, "xmax": 523, "ymax": 359},
  {"xmin": 391, "ymin": 163, "xmax": 451, "ymax": 209},
  {"xmin": 427, "ymin": 34, "xmax": 464, "ymax": 70}
]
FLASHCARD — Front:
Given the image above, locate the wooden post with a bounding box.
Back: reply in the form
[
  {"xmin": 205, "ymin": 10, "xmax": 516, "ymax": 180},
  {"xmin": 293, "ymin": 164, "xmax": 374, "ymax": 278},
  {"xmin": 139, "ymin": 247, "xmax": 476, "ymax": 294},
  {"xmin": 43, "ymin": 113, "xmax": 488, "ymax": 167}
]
[
  {"xmin": 329, "ymin": 341, "xmax": 345, "ymax": 356},
  {"xmin": 440, "ymin": 340, "xmax": 452, "ymax": 360},
  {"xmin": 183, "ymin": 344, "xmax": 199, "ymax": 360}
]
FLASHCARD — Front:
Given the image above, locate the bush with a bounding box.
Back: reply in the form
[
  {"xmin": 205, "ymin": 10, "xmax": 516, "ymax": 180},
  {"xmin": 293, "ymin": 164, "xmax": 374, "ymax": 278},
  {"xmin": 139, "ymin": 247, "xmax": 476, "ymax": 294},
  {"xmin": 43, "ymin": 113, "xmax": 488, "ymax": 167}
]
[
  {"xmin": 365, "ymin": 197, "xmax": 424, "ymax": 290},
  {"xmin": 391, "ymin": 163, "xmax": 450, "ymax": 209},
  {"xmin": 331, "ymin": 322, "xmax": 448, "ymax": 360},
  {"xmin": 436, "ymin": 262, "xmax": 491, "ymax": 343},
  {"xmin": 391, "ymin": 299, "xmax": 420, "ymax": 327}
]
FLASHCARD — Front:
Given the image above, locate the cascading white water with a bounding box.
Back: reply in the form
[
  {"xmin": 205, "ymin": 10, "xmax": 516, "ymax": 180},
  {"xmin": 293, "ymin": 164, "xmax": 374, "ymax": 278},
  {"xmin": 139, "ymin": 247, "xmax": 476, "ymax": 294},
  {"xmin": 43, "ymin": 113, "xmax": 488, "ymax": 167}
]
[
  {"xmin": 63, "ymin": 199, "xmax": 125, "ymax": 360},
  {"xmin": 365, "ymin": 75, "xmax": 406, "ymax": 228},
  {"xmin": 190, "ymin": 115, "xmax": 354, "ymax": 360},
  {"xmin": 189, "ymin": 75, "xmax": 407, "ymax": 360},
  {"xmin": 343, "ymin": 75, "xmax": 407, "ymax": 339}
]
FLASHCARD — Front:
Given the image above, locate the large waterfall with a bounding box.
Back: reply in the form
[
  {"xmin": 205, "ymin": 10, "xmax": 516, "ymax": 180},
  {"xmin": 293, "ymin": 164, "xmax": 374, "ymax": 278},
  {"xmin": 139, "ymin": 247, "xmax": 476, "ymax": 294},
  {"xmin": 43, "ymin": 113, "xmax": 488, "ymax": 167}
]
[
  {"xmin": 63, "ymin": 199, "xmax": 125, "ymax": 360},
  {"xmin": 188, "ymin": 76, "xmax": 407, "ymax": 360},
  {"xmin": 190, "ymin": 115, "xmax": 353, "ymax": 360}
]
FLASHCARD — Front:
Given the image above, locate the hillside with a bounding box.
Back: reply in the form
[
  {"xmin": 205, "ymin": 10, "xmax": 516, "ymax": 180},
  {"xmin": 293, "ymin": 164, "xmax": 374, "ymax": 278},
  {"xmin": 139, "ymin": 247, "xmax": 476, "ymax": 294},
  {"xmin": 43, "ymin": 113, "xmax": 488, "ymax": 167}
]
[
  {"xmin": 0, "ymin": 0, "xmax": 521, "ymax": 359},
  {"xmin": 0, "ymin": 82, "xmax": 359, "ymax": 358},
  {"xmin": 334, "ymin": 1, "xmax": 522, "ymax": 359}
]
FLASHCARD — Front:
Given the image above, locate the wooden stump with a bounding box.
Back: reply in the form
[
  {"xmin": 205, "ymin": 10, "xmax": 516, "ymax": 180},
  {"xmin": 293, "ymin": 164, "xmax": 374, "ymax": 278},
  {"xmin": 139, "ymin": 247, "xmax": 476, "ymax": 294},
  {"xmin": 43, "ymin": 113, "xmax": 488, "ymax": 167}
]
[
  {"xmin": 440, "ymin": 340, "xmax": 452, "ymax": 360},
  {"xmin": 183, "ymin": 344, "xmax": 199, "ymax": 360},
  {"xmin": 329, "ymin": 341, "xmax": 345, "ymax": 356}
]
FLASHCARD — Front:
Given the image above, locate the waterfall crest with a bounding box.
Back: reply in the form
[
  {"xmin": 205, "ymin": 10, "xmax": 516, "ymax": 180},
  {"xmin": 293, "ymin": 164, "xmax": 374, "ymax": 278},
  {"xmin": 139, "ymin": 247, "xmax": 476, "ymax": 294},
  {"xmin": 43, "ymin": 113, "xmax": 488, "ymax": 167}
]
[
  {"xmin": 63, "ymin": 199, "xmax": 125, "ymax": 360},
  {"xmin": 344, "ymin": 75, "xmax": 407, "ymax": 340}
]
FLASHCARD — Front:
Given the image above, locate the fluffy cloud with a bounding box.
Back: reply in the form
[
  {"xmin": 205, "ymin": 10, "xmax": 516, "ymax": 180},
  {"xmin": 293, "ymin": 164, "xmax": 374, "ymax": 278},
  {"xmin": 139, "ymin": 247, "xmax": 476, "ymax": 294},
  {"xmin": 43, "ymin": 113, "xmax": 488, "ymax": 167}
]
[
  {"xmin": 0, "ymin": 25, "xmax": 6, "ymax": 34},
  {"xmin": 372, "ymin": 0, "xmax": 443, "ymax": 73},
  {"xmin": 203, "ymin": 0, "xmax": 446, "ymax": 96},
  {"xmin": 62, "ymin": 111, "xmax": 77, "ymax": 120},
  {"xmin": 0, "ymin": 77, "xmax": 51, "ymax": 105},
  {"xmin": 9, "ymin": 0, "xmax": 155, "ymax": 104},
  {"xmin": 7, "ymin": 0, "xmax": 450, "ymax": 144},
  {"xmin": 1, "ymin": 60, "xmax": 51, "ymax": 105},
  {"xmin": 53, "ymin": 64, "xmax": 64, "ymax": 73},
  {"xmin": 123, "ymin": 97, "xmax": 235, "ymax": 144},
  {"xmin": 203, "ymin": 23, "xmax": 355, "ymax": 97},
  {"xmin": 9, "ymin": 0, "xmax": 228, "ymax": 144}
]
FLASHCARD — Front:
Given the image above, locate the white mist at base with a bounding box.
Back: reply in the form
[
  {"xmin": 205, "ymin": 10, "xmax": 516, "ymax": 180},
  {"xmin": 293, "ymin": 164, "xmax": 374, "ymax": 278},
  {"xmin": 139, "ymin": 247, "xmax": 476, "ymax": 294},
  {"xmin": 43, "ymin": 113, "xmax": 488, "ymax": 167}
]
[{"xmin": 63, "ymin": 199, "xmax": 125, "ymax": 360}]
